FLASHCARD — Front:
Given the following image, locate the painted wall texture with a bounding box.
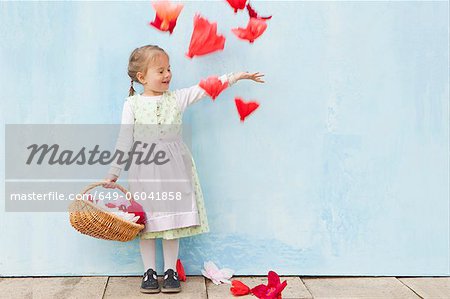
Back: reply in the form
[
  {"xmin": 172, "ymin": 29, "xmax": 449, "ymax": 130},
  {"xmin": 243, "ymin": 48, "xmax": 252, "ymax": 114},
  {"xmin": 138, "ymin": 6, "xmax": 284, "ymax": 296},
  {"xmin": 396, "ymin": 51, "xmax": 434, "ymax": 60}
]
[{"xmin": 0, "ymin": 1, "xmax": 448, "ymax": 276}]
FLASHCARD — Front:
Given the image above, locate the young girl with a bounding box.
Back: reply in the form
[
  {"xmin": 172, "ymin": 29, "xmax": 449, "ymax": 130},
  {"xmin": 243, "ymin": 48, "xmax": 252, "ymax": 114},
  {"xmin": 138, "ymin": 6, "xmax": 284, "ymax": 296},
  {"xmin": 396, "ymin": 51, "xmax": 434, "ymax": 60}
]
[{"xmin": 103, "ymin": 44, "xmax": 264, "ymax": 294}]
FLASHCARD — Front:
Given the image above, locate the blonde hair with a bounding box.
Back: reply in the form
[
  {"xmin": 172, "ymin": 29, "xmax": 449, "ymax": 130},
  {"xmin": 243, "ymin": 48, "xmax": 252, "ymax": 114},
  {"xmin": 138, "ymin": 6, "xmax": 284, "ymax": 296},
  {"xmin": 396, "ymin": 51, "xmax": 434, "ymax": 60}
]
[{"xmin": 128, "ymin": 45, "xmax": 168, "ymax": 96}]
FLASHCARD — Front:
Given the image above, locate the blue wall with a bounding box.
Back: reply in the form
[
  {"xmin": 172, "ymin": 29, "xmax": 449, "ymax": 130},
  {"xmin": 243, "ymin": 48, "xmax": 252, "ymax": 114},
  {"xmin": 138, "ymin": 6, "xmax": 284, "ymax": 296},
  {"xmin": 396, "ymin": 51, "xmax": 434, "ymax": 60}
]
[{"xmin": 1, "ymin": 1, "xmax": 448, "ymax": 276}]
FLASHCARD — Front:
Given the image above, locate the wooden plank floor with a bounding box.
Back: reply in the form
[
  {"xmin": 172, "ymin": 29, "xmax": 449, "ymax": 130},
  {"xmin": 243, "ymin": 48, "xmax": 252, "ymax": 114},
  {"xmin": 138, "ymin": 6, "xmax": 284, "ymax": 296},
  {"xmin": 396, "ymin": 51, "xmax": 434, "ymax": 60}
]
[{"xmin": 0, "ymin": 276, "xmax": 449, "ymax": 299}]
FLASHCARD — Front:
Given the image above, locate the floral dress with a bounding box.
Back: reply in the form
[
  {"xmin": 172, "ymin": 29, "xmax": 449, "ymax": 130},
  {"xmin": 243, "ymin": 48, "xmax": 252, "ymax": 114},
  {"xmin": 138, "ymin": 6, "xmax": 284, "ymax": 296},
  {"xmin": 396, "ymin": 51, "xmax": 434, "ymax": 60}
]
[
  {"xmin": 109, "ymin": 74, "xmax": 236, "ymax": 240},
  {"xmin": 126, "ymin": 91, "xmax": 209, "ymax": 240}
]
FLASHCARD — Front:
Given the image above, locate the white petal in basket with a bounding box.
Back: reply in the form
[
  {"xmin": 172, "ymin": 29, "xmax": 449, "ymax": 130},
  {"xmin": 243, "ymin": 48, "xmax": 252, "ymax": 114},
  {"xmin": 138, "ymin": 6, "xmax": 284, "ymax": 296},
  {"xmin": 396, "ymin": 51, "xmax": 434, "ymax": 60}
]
[{"xmin": 201, "ymin": 261, "xmax": 234, "ymax": 285}]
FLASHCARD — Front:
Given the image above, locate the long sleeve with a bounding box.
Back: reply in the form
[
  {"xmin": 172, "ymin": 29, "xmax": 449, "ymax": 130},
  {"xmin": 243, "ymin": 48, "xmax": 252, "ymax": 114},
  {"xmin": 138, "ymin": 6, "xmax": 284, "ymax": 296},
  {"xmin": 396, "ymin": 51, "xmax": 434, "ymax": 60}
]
[
  {"xmin": 108, "ymin": 99, "xmax": 134, "ymax": 177},
  {"xmin": 174, "ymin": 72, "xmax": 238, "ymax": 112}
]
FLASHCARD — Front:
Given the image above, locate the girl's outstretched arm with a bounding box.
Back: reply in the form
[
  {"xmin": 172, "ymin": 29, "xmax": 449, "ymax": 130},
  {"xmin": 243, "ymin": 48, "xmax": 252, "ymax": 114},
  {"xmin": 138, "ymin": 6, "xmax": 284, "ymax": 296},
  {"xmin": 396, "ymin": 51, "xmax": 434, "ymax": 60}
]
[
  {"xmin": 233, "ymin": 71, "xmax": 265, "ymax": 83},
  {"xmin": 175, "ymin": 71, "xmax": 265, "ymax": 112}
]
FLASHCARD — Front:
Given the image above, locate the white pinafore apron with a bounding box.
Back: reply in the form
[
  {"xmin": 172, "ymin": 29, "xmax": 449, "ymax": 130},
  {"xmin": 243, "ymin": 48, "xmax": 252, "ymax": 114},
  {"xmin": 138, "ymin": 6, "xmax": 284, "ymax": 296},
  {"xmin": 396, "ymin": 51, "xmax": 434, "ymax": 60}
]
[{"xmin": 127, "ymin": 92, "xmax": 209, "ymax": 240}]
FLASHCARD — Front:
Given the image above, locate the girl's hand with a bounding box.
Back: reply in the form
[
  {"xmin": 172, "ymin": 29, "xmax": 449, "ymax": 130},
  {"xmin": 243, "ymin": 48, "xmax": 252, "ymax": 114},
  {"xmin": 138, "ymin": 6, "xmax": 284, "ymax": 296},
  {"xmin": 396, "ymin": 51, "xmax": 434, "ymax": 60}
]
[
  {"xmin": 237, "ymin": 72, "xmax": 265, "ymax": 83},
  {"xmin": 103, "ymin": 174, "xmax": 118, "ymax": 189}
]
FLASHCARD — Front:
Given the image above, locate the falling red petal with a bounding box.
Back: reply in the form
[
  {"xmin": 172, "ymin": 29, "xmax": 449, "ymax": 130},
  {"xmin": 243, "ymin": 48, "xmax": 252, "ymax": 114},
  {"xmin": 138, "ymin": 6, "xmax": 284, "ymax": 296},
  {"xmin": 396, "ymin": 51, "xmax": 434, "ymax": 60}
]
[
  {"xmin": 199, "ymin": 76, "xmax": 229, "ymax": 100},
  {"xmin": 149, "ymin": 0, "xmax": 183, "ymax": 34},
  {"xmin": 235, "ymin": 97, "xmax": 260, "ymax": 122},
  {"xmin": 231, "ymin": 17, "xmax": 267, "ymax": 43},
  {"xmin": 247, "ymin": 3, "xmax": 272, "ymax": 20},
  {"xmin": 150, "ymin": 14, "xmax": 177, "ymax": 34},
  {"xmin": 226, "ymin": 0, "xmax": 247, "ymax": 13},
  {"xmin": 186, "ymin": 15, "xmax": 226, "ymax": 58}
]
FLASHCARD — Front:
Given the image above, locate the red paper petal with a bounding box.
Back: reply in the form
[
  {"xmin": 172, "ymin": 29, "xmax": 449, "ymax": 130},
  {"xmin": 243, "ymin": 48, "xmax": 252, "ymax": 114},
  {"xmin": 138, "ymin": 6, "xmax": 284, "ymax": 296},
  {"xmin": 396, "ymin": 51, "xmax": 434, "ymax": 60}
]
[
  {"xmin": 150, "ymin": 0, "xmax": 182, "ymax": 33},
  {"xmin": 150, "ymin": 14, "xmax": 177, "ymax": 34},
  {"xmin": 230, "ymin": 280, "xmax": 251, "ymax": 296},
  {"xmin": 235, "ymin": 97, "xmax": 260, "ymax": 122},
  {"xmin": 199, "ymin": 76, "xmax": 229, "ymax": 100},
  {"xmin": 232, "ymin": 17, "xmax": 267, "ymax": 43},
  {"xmin": 186, "ymin": 14, "xmax": 226, "ymax": 58},
  {"xmin": 247, "ymin": 3, "xmax": 272, "ymax": 20},
  {"xmin": 176, "ymin": 259, "xmax": 186, "ymax": 281},
  {"xmin": 105, "ymin": 202, "xmax": 117, "ymax": 208},
  {"xmin": 126, "ymin": 200, "xmax": 147, "ymax": 225},
  {"xmin": 275, "ymin": 280, "xmax": 288, "ymax": 298},
  {"xmin": 250, "ymin": 271, "xmax": 287, "ymax": 299},
  {"xmin": 226, "ymin": 0, "xmax": 247, "ymax": 13},
  {"xmin": 250, "ymin": 284, "xmax": 269, "ymax": 298},
  {"xmin": 267, "ymin": 271, "xmax": 281, "ymax": 289}
]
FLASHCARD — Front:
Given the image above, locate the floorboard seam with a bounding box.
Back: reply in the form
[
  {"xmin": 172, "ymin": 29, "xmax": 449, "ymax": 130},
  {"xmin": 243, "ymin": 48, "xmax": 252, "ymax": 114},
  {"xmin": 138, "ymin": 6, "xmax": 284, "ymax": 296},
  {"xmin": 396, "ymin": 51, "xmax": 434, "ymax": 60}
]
[
  {"xmin": 395, "ymin": 277, "xmax": 424, "ymax": 299},
  {"xmin": 299, "ymin": 276, "xmax": 315, "ymax": 299},
  {"xmin": 101, "ymin": 276, "xmax": 110, "ymax": 299},
  {"xmin": 204, "ymin": 277, "xmax": 209, "ymax": 299}
]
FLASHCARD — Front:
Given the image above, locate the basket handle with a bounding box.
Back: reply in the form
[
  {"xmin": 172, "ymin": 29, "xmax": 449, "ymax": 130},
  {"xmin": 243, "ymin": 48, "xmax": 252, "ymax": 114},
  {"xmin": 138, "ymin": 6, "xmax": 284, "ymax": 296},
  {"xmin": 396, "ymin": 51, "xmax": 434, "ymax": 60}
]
[{"xmin": 80, "ymin": 181, "xmax": 135, "ymax": 202}]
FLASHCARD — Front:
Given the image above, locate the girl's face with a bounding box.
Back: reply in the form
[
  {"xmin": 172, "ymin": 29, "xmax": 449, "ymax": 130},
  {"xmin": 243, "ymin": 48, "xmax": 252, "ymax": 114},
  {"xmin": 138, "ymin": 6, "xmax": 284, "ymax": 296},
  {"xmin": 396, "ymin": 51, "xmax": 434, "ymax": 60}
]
[{"xmin": 138, "ymin": 53, "xmax": 172, "ymax": 95}]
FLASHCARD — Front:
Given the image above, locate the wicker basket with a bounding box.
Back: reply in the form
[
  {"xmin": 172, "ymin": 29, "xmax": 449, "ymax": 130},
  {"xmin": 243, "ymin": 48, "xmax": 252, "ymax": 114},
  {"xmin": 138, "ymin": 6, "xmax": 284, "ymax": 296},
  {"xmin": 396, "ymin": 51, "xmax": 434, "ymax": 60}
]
[{"xmin": 69, "ymin": 181, "xmax": 144, "ymax": 242}]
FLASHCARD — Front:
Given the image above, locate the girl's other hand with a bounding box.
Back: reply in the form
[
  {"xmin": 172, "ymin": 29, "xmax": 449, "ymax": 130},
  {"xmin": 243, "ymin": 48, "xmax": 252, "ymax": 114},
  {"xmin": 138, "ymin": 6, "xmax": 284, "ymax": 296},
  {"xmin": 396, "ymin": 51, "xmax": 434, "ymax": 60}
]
[
  {"xmin": 238, "ymin": 71, "xmax": 265, "ymax": 83},
  {"xmin": 103, "ymin": 174, "xmax": 118, "ymax": 189}
]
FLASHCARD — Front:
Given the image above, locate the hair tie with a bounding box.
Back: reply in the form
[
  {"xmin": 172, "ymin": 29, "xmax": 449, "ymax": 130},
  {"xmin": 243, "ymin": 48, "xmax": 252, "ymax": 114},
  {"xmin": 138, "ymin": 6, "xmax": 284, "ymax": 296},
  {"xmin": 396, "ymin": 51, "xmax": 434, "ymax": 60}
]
[{"xmin": 129, "ymin": 79, "xmax": 136, "ymax": 96}]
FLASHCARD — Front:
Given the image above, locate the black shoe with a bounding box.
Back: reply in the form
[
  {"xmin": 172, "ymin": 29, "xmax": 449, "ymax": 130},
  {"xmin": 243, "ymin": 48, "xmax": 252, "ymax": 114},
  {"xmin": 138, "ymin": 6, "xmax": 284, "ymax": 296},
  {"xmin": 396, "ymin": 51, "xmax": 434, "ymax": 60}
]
[
  {"xmin": 161, "ymin": 269, "xmax": 181, "ymax": 293},
  {"xmin": 140, "ymin": 268, "xmax": 160, "ymax": 294}
]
